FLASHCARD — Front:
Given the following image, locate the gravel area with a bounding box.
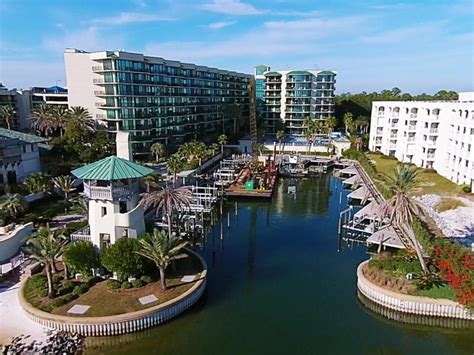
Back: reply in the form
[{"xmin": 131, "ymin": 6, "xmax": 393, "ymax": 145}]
[{"xmin": 416, "ymin": 194, "xmax": 474, "ymax": 238}]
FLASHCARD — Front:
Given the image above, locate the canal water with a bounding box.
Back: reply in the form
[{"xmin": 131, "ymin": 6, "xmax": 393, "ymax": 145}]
[{"xmin": 87, "ymin": 176, "xmax": 474, "ymax": 355}]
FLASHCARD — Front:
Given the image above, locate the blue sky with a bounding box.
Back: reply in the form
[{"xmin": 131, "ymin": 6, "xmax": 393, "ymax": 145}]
[{"xmin": 0, "ymin": 0, "xmax": 473, "ymax": 93}]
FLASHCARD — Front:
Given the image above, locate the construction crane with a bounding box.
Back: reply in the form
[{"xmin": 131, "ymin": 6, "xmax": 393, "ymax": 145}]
[{"xmin": 247, "ymin": 79, "xmax": 258, "ymax": 163}]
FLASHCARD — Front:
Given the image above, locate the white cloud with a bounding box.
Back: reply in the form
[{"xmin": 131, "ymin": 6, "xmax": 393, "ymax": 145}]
[
  {"xmin": 200, "ymin": 0, "xmax": 263, "ymax": 15},
  {"xmin": 361, "ymin": 23, "xmax": 438, "ymax": 44},
  {"xmin": 42, "ymin": 26, "xmax": 124, "ymax": 53},
  {"xmin": 144, "ymin": 15, "xmax": 368, "ymax": 60},
  {"xmin": 92, "ymin": 12, "xmax": 174, "ymax": 25},
  {"xmin": 208, "ymin": 21, "xmax": 236, "ymax": 29}
]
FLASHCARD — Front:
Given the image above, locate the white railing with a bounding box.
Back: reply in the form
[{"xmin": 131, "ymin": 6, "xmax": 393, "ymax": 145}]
[
  {"xmin": 430, "ymin": 128, "xmax": 439, "ymax": 134},
  {"xmin": 410, "ymin": 114, "xmax": 417, "ymax": 118},
  {"xmin": 408, "ymin": 125, "xmax": 416, "ymax": 130},
  {"xmin": 84, "ymin": 182, "xmax": 139, "ymax": 200},
  {"xmin": 357, "ymin": 261, "xmax": 473, "ymax": 320}
]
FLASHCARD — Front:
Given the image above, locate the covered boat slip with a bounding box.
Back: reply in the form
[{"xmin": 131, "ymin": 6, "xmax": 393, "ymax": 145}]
[
  {"xmin": 347, "ymin": 185, "xmax": 373, "ymax": 204},
  {"xmin": 337, "ymin": 166, "xmax": 358, "ymax": 178},
  {"xmin": 342, "ymin": 174, "xmax": 361, "ymax": 187}
]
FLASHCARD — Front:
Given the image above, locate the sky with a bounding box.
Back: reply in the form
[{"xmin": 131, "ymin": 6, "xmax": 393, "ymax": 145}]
[{"xmin": 0, "ymin": 0, "xmax": 473, "ymax": 93}]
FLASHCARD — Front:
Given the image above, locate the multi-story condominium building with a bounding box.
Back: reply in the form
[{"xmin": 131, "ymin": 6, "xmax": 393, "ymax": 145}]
[
  {"xmin": 64, "ymin": 49, "xmax": 251, "ymax": 158},
  {"xmin": 254, "ymin": 66, "xmax": 337, "ymax": 135},
  {"xmin": 0, "ymin": 84, "xmax": 69, "ymax": 129},
  {"xmin": 26, "ymin": 86, "xmax": 68, "ymax": 109},
  {"xmin": 369, "ymin": 92, "xmax": 474, "ymax": 187},
  {"xmin": 0, "ymin": 128, "xmax": 46, "ymax": 184}
]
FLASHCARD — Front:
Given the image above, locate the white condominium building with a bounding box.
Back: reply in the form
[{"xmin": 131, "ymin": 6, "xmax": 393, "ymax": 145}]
[
  {"xmin": 254, "ymin": 66, "xmax": 337, "ymax": 135},
  {"xmin": 369, "ymin": 92, "xmax": 474, "ymax": 187}
]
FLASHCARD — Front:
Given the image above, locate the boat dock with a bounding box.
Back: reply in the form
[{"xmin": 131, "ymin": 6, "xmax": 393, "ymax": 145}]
[{"xmin": 338, "ymin": 161, "xmax": 409, "ymax": 250}]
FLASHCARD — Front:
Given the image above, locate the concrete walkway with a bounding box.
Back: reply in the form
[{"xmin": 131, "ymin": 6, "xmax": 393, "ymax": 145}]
[{"xmin": 0, "ymin": 281, "xmax": 48, "ymax": 346}]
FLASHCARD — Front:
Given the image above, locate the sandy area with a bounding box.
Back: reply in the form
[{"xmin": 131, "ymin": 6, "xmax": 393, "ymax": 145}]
[
  {"xmin": 0, "ymin": 281, "xmax": 48, "ymax": 347},
  {"xmin": 416, "ymin": 194, "xmax": 474, "ymax": 238}
]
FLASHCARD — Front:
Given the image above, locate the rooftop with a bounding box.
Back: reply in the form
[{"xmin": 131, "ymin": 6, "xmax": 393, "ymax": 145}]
[
  {"xmin": 71, "ymin": 155, "xmax": 154, "ymax": 181},
  {"xmin": 0, "ymin": 128, "xmax": 47, "ymax": 144}
]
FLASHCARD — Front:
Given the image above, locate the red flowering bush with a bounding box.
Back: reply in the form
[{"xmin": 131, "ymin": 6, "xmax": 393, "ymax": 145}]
[{"xmin": 433, "ymin": 241, "xmax": 474, "ymax": 309}]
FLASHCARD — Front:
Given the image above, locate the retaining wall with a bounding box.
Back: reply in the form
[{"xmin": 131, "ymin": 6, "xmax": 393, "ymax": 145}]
[
  {"xmin": 19, "ymin": 250, "xmax": 207, "ymax": 336},
  {"xmin": 357, "ymin": 260, "xmax": 473, "ymax": 321}
]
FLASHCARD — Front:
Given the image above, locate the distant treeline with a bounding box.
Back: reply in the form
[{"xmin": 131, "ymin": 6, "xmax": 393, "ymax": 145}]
[{"xmin": 334, "ymin": 88, "xmax": 458, "ymax": 127}]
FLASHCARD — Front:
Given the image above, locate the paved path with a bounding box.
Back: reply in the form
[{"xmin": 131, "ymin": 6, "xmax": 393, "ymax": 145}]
[{"xmin": 0, "ymin": 282, "xmax": 48, "ymax": 346}]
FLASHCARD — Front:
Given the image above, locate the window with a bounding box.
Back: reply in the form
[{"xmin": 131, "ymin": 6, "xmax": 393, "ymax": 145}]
[
  {"xmin": 119, "ymin": 200, "xmax": 127, "ymax": 213},
  {"xmin": 101, "ymin": 207, "xmax": 107, "ymax": 217}
]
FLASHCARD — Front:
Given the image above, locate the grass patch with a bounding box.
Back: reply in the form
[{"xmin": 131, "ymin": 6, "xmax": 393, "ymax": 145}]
[
  {"xmin": 52, "ymin": 252, "xmax": 203, "ymax": 317},
  {"xmin": 366, "ymin": 153, "xmax": 462, "ymax": 196},
  {"xmin": 413, "ymin": 284, "xmax": 457, "ymax": 301},
  {"xmin": 435, "ymin": 197, "xmax": 466, "ymax": 212}
]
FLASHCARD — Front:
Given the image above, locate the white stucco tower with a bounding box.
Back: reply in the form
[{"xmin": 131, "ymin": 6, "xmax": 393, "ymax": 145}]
[{"xmin": 71, "ymin": 155, "xmax": 153, "ymax": 249}]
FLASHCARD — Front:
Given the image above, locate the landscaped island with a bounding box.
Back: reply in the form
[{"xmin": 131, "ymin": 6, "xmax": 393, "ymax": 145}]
[{"xmin": 342, "ymin": 149, "xmax": 474, "ymax": 318}]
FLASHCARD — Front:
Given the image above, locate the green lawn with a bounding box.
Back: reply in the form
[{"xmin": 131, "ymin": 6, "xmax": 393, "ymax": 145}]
[
  {"xmin": 413, "ymin": 284, "xmax": 457, "ymax": 301},
  {"xmin": 366, "ymin": 153, "xmax": 462, "ymax": 196}
]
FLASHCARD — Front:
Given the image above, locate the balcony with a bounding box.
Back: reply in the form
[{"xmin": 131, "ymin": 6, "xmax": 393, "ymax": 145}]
[
  {"xmin": 408, "ymin": 125, "xmax": 417, "ymax": 130},
  {"xmin": 70, "ymin": 226, "xmax": 91, "ymax": 242},
  {"xmin": 429, "ymin": 128, "xmax": 439, "ymax": 134},
  {"xmin": 427, "ymin": 140, "xmax": 437, "ymax": 147},
  {"xmin": 84, "ymin": 181, "xmax": 139, "ymax": 200},
  {"xmin": 427, "ymin": 153, "xmax": 435, "ymax": 159},
  {"xmin": 93, "ymin": 78, "xmax": 105, "ymax": 84},
  {"xmin": 410, "ymin": 114, "xmax": 417, "ymax": 119},
  {"xmin": 407, "ymin": 137, "xmax": 416, "ymax": 143}
]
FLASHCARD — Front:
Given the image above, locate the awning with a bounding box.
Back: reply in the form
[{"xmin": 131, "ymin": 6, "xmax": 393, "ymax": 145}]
[
  {"xmin": 339, "ymin": 166, "xmax": 357, "ymax": 176},
  {"xmin": 367, "ymin": 227, "xmax": 405, "ymax": 249},
  {"xmin": 343, "ymin": 174, "xmax": 360, "ymax": 186},
  {"xmin": 348, "ymin": 185, "xmax": 372, "ymax": 201}
]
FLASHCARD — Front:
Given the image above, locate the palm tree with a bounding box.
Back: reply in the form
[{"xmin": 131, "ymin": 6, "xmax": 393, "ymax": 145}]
[
  {"xmin": 31, "ymin": 104, "xmax": 54, "ymax": 137},
  {"xmin": 167, "ymin": 153, "xmax": 183, "ymax": 187},
  {"xmin": 136, "ymin": 229, "xmax": 189, "ymax": 290},
  {"xmin": 343, "ymin": 112, "xmax": 354, "ymax": 136},
  {"xmin": 23, "ymin": 172, "xmax": 51, "ymax": 194},
  {"xmin": 0, "ymin": 194, "xmax": 27, "ymax": 220},
  {"xmin": 0, "ymin": 105, "xmax": 15, "ymax": 130},
  {"xmin": 150, "ymin": 142, "xmax": 165, "ymax": 162},
  {"xmin": 379, "ymin": 164, "xmax": 429, "ymax": 274},
  {"xmin": 324, "ymin": 117, "xmax": 337, "ymax": 139},
  {"xmin": 52, "ymin": 175, "xmax": 74, "ymax": 200},
  {"xmin": 218, "ymin": 134, "xmax": 228, "ymax": 154},
  {"xmin": 23, "ymin": 226, "xmax": 68, "ymax": 298},
  {"xmin": 141, "ymin": 186, "xmax": 194, "ymax": 239},
  {"xmin": 276, "ymin": 130, "xmax": 284, "ymax": 154},
  {"xmin": 143, "ymin": 172, "xmax": 163, "ymax": 192},
  {"xmin": 68, "ymin": 106, "xmax": 95, "ymax": 132},
  {"xmin": 51, "ymin": 105, "xmax": 69, "ymax": 136}
]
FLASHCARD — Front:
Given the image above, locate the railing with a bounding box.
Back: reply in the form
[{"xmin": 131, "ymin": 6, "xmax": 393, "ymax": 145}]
[
  {"xmin": 407, "ymin": 137, "xmax": 415, "ymax": 142},
  {"xmin": 70, "ymin": 226, "xmax": 91, "ymax": 242},
  {"xmin": 92, "ymin": 66, "xmax": 104, "ymax": 72},
  {"xmin": 357, "ymin": 261, "xmax": 474, "ymax": 321},
  {"xmin": 410, "ymin": 114, "xmax": 417, "ymax": 118},
  {"xmin": 84, "ymin": 182, "xmax": 139, "ymax": 200},
  {"xmin": 93, "ymin": 78, "xmax": 104, "ymax": 84},
  {"xmin": 427, "ymin": 153, "xmax": 435, "ymax": 159},
  {"xmin": 430, "ymin": 128, "xmax": 439, "ymax": 134},
  {"xmin": 408, "ymin": 125, "xmax": 416, "ymax": 130}
]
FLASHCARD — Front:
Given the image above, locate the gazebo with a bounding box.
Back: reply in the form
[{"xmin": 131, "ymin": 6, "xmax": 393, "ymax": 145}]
[{"xmin": 71, "ymin": 156, "xmax": 153, "ymax": 249}]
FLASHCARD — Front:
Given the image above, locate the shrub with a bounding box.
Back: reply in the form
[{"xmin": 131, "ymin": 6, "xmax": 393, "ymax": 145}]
[
  {"xmin": 107, "ymin": 279, "xmax": 121, "ymax": 290},
  {"xmin": 433, "ymin": 241, "xmax": 474, "ymax": 308},
  {"xmin": 86, "ymin": 275, "xmax": 102, "ymax": 286},
  {"xmin": 50, "ymin": 297, "xmax": 69, "ymax": 308},
  {"xmin": 28, "ymin": 274, "xmax": 47, "ymax": 291},
  {"xmin": 39, "ymin": 289, "xmax": 49, "ymax": 298},
  {"xmin": 121, "ymin": 281, "xmax": 132, "ymax": 289},
  {"xmin": 65, "ymin": 221, "xmax": 88, "ymax": 234},
  {"xmin": 100, "ymin": 238, "xmax": 151, "ymax": 281},
  {"xmin": 63, "ymin": 280, "xmax": 76, "ymax": 290},
  {"xmin": 380, "ymin": 155, "xmax": 398, "ymax": 160},
  {"xmin": 53, "ymin": 274, "xmax": 63, "ymax": 284},
  {"xmin": 63, "ymin": 240, "xmax": 99, "ymax": 276},
  {"xmin": 131, "ymin": 279, "xmax": 145, "ymax": 288},
  {"xmin": 140, "ymin": 275, "xmax": 153, "ymax": 284},
  {"xmin": 462, "ymin": 185, "xmax": 471, "ymax": 193},
  {"xmin": 72, "ymin": 283, "xmax": 90, "ymax": 296}
]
